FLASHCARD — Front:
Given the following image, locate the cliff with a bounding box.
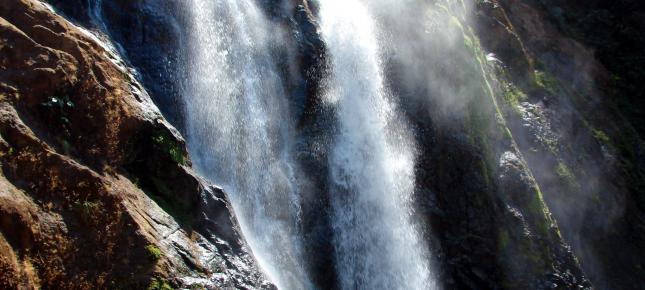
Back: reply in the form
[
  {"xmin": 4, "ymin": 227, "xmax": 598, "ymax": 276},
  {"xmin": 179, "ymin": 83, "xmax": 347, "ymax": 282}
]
[
  {"xmin": 0, "ymin": 0, "xmax": 272, "ymax": 289},
  {"xmin": 1, "ymin": 0, "xmax": 643, "ymax": 289}
]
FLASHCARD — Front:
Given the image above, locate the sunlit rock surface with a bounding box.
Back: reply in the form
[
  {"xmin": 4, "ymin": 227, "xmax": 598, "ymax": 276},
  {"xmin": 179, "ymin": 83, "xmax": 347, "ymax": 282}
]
[{"xmin": 0, "ymin": 0, "xmax": 273, "ymax": 288}]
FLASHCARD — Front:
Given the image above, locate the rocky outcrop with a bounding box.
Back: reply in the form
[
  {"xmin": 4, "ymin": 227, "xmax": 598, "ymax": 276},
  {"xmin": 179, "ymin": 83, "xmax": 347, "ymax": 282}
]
[
  {"xmin": 0, "ymin": 0, "xmax": 272, "ymax": 289},
  {"xmin": 48, "ymin": 0, "xmax": 189, "ymax": 128},
  {"xmin": 50, "ymin": 0, "xmax": 338, "ymax": 288},
  {"xmin": 472, "ymin": 1, "xmax": 645, "ymax": 289}
]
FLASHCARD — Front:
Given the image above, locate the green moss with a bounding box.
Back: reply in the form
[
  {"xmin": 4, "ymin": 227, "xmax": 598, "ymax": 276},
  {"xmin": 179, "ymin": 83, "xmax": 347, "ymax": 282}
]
[
  {"xmin": 152, "ymin": 132, "xmax": 186, "ymax": 165},
  {"xmin": 528, "ymin": 193, "xmax": 545, "ymax": 216},
  {"xmin": 446, "ymin": 5, "xmax": 511, "ymax": 190},
  {"xmin": 542, "ymin": 137, "xmax": 559, "ymax": 154},
  {"xmin": 502, "ymin": 83, "xmax": 528, "ymax": 115},
  {"xmin": 147, "ymin": 278, "xmax": 173, "ymax": 290},
  {"xmin": 464, "ymin": 101, "xmax": 496, "ymax": 189},
  {"xmin": 148, "ymin": 177, "xmax": 193, "ymax": 227},
  {"xmin": 498, "ymin": 230, "xmax": 510, "ymax": 250},
  {"xmin": 555, "ymin": 162, "xmax": 572, "ymax": 179},
  {"xmin": 555, "ymin": 162, "xmax": 581, "ymax": 191},
  {"xmin": 533, "ymin": 70, "xmax": 559, "ymax": 95},
  {"xmin": 536, "ymin": 220, "xmax": 550, "ymax": 237},
  {"xmin": 437, "ymin": 6, "xmax": 564, "ymax": 263},
  {"xmin": 0, "ymin": 146, "xmax": 14, "ymax": 157},
  {"xmin": 503, "ymin": 127, "xmax": 513, "ymax": 140},
  {"xmin": 73, "ymin": 201, "xmax": 99, "ymax": 219},
  {"xmin": 591, "ymin": 128, "xmax": 611, "ymax": 145},
  {"xmin": 527, "ymin": 189, "xmax": 553, "ymax": 237},
  {"xmin": 145, "ymin": 245, "xmax": 162, "ymax": 262},
  {"xmin": 443, "ymin": 6, "xmax": 568, "ymax": 238}
]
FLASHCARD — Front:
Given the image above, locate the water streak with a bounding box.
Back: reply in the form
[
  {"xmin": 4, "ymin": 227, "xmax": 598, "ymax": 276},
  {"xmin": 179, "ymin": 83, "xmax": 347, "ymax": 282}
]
[
  {"xmin": 319, "ymin": 0, "xmax": 435, "ymax": 289},
  {"xmin": 182, "ymin": 1, "xmax": 311, "ymax": 289}
]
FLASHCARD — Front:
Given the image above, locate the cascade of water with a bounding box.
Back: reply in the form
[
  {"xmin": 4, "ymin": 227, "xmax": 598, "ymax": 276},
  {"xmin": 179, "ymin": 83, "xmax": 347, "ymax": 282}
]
[
  {"xmin": 318, "ymin": 0, "xmax": 436, "ymax": 289},
  {"xmin": 181, "ymin": 0, "xmax": 437, "ymax": 288},
  {"xmin": 182, "ymin": 1, "xmax": 311, "ymax": 289}
]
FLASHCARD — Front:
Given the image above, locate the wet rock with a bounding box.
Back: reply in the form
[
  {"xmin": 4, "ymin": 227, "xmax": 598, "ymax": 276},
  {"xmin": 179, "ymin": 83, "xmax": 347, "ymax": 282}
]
[
  {"xmin": 475, "ymin": 1, "xmax": 645, "ymax": 289},
  {"xmin": 0, "ymin": 0, "xmax": 272, "ymax": 288}
]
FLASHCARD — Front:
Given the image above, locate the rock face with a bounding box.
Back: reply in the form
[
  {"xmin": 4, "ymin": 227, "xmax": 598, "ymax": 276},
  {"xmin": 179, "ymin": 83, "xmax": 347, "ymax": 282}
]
[
  {"xmin": 0, "ymin": 0, "xmax": 273, "ymax": 289},
  {"xmin": 472, "ymin": 1, "xmax": 645, "ymax": 289},
  {"xmin": 1, "ymin": 0, "xmax": 644, "ymax": 289}
]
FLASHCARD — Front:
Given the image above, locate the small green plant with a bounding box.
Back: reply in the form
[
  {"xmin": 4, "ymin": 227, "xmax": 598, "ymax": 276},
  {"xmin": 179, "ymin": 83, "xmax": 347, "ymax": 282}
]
[
  {"xmin": 542, "ymin": 137, "xmax": 559, "ymax": 154},
  {"xmin": 555, "ymin": 162, "xmax": 573, "ymax": 180},
  {"xmin": 591, "ymin": 128, "xmax": 611, "ymax": 145},
  {"xmin": 526, "ymin": 191, "xmax": 552, "ymax": 236},
  {"xmin": 41, "ymin": 96, "xmax": 75, "ymax": 141},
  {"xmin": 145, "ymin": 245, "xmax": 162, "ymax": 262},
  {"xmin": 147, "ymin": 278, "xmax": 173, "ymax": 290},
  {"xmin": 190, "ymin": 284, "xmax": 206, "ymax": 290},
  {"xmin": 555, "ymin": 162, "xmax": 581, "ymax": 191},
  {"xmin": 41, "ymin": 96, "xmax": 74, "ymax": 123},
  {"xmin": 498, "ymin": 230, "xmax": 510, "ymax": 250},
  {"xmin": 533, "ymin": 70, "xmax": 559, "ymax": 95},
  {"xmin": 152, "ymin": 133, "xmax": 186, "ymax": 165},
  {"xmin": 73, "ymin": 200, "xmax": 99, "ymax": 217},
  {"xmin": 502, "ymin": 127, "xmax": 513, "ymax": 140},
  {"xmin": 0, "ymin": 147, "xmax": 14, "ymax": 157},
  {"xmin": 528, "ymin": 192, "xmax": 545, "ymax": 216},
  {"xmin": 41, "ymin": 96, "xmax": 74, "ymax": 110},
  {"xmin": 502, "ymin": 83, "xmax": 528, "ymax": 115}
]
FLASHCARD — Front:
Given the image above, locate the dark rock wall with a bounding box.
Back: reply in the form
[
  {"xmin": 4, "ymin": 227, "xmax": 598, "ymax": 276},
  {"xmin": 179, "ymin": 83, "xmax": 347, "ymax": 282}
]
[{"xmin": 473, "ymin": 1, "xmax": 645, "ymax": 289}]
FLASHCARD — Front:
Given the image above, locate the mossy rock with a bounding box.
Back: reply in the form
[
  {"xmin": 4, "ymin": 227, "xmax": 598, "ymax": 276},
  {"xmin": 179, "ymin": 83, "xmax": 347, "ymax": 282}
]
[
  {"xmin": 147, "ymin": 278, "xmax": 173, "ymax": 290},
  {"xmin": 555, "ymin": 162, "xmax": 581, "ymax": 191},
  {"xmin": 145, "ymin": 245, "xmax": 162, "ymax": 262},
  {"xmin": 532, "ymin": 70, "xmax": 559, "ymax": 95},
  {"xmin": 152, "ymin": 131, "xmax": 187, "ymax": 165}
]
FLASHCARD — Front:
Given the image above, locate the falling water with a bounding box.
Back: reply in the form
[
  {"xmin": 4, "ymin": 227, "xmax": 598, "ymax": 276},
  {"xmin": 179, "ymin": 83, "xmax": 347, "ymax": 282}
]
[
  {"xmin": 182, "ymin": 0, "xmax": 311, "ymax": 289},
  {"xmin": 319, "ymin": 0, "xmax": 435, "ymax": 289},
  {"xmin": 180, "ymin": 0, "xmax": 436, "ymax": 288}
]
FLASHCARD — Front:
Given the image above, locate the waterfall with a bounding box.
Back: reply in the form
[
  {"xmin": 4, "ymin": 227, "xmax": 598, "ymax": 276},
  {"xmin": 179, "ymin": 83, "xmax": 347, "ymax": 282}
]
[
  {"xmin": 182, "ymin": 0, "xmax": 311, "ymax": 289},
  {"xmin": 181, "ymin": 0, "xmax": 436, "ymax": 288},
  {"xmin": 318, "ymin": 0, "xmax": 436, "ymax": 289}
]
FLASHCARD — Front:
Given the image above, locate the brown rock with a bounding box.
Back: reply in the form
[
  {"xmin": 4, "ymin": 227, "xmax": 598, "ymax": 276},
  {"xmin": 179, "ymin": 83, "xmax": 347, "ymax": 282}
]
[{"xmin": 0, "ymin": 0, "xmax": 271, "ymax": 288}]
